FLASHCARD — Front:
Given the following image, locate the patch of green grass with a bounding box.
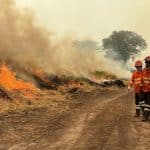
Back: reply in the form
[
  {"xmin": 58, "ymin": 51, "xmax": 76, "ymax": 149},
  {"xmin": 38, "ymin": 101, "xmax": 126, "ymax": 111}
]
[{"xmin": 93, "ymin": 70, "xmax": 117, "ymax": 79}]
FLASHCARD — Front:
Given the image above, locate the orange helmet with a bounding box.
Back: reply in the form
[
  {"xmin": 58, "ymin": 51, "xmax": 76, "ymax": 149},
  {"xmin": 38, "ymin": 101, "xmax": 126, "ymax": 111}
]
[
  {"xmin": 135, "ymin": 60, "xmax": 142, "ymax": 67},
  {"xmin": 144, "ymin": 56, "xmax": 150, "ymax": 62}
]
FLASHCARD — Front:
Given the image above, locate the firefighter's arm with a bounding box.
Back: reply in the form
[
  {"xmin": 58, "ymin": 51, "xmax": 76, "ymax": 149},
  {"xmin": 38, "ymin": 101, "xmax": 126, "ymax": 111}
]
[
  {"xmin": 128, "ymin": 75, "xmax": 134, "ymax": 91},
  {"xmin": 128, "ymin": 81, "xmax": 132, "ymax": 90}
]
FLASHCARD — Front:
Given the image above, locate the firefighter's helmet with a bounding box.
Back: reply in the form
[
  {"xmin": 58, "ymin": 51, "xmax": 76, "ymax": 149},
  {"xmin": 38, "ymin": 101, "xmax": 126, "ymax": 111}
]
[
  {"xmin": 144, "ymin": 56, "xmax": 150, "ymax": 62},
  {"xmin": 135, "ymin": 60, "xmax": 142, "ymax": 67}
]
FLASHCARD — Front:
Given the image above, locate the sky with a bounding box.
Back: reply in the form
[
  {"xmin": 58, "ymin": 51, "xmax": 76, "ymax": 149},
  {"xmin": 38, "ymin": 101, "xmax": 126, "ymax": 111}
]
[{"xmin": 15, "ymin": 0, "xmax": 150, "ymax": 44}]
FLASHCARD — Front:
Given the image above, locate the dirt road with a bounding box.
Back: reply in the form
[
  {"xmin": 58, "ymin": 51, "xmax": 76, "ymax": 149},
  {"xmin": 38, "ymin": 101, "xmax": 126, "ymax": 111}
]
[{"xmin": 0, "ymin": 88, "xmax": 150, "ymax": 150}]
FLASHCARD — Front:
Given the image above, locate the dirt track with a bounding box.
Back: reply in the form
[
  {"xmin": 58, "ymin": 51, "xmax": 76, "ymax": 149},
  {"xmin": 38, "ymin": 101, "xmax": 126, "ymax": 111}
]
[{"xmin": 0, "ymin": 88, "xmax": 150, "ymax": 150}]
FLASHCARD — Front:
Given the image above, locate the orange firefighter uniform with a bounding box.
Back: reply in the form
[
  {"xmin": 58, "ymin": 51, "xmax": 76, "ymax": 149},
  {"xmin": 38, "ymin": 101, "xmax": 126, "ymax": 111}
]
[
  {"xmin": 129, "ymin": 60, "xmax": 143, "ymax": 116},
  {"xmin": 142, "ymin": 68, "xmax": 150, "ymax": 92},
  {"xmin": 142, "ymin": 56, "xmax": 150, "ymax": 121},
  {"xmin": 130, "ymin": 71, "xmax": 143, "ymax": 93}
]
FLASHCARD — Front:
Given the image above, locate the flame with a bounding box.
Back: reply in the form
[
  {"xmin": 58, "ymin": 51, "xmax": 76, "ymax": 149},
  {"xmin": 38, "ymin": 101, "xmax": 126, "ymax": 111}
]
[
  {"xmin": 59, "ymin": 79, "xmax": 83, "ymax": 92},
  {"xmin": 33, "ymin": 69, "xmax": 49, "ymax": 83},
  {"xmin": 0, "ymin": 63, "xmax": 36, "ymax": 99},
  {"xmin": 68, "ymin": 80, "xmax": 83, "ymax": 88}
]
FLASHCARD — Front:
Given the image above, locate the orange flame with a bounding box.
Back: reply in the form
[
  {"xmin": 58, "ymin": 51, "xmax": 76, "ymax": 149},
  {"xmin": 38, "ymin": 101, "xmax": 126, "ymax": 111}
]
[
  {"xmin": 33, "ymin": 69, "xmax": 49, "ymax": 83},
  {"xmin": 68, "ymin": 80, "xmax": 83, "ymax": 88},
  {"xmin": 0, "ymin": 63, "xmax": 36, "ymax": 99}
]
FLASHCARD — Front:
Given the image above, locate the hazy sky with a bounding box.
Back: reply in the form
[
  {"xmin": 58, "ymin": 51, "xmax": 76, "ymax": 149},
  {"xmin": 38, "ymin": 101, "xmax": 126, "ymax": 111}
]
[{"xmin": 15, "ymin": 0, "xmax": 150, "ymax": 43}]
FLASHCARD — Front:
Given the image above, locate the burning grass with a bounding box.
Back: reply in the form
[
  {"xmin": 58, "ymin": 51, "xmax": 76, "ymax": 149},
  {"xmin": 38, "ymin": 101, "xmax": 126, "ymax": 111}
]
[
  {"xmin": 0, "ymin": 64, "xmax": 121, "ymax": 115},
  {"xmin": 0, "ymin": 63, "xmax": 37, "ymax": 99}
]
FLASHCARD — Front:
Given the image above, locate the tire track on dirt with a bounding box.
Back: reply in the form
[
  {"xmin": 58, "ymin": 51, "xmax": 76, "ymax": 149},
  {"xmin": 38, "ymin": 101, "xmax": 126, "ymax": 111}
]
[
  {"xmin": 0, "ymin": 89, "xmax": 123, "ymax": 149},
  {"xmin": 134, "ymin": 119, "xmax": 150, "ymax": 150},
  {"xmin": 71, "ymin": 93, "xmax": 134, "ymax": 150},
  {"xmin": 49, "ymin": 92, "xmax": 129, "ymax": 150},
  {"xmin": 2, "ymin": 89, "xmax": 149, "ymax": 150}
]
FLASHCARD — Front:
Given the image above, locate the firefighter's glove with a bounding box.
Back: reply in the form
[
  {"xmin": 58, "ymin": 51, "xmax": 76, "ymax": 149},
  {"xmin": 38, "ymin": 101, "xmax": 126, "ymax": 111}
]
[{"xmin": 128, "ymin": 86, "xmax": 133, "ymax": 92}]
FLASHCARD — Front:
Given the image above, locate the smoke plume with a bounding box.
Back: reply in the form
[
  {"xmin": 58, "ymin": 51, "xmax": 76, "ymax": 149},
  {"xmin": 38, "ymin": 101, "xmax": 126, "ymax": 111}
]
[{"xmin": 0, "ymin": 0, "xmax": 130, "ymax": 79}]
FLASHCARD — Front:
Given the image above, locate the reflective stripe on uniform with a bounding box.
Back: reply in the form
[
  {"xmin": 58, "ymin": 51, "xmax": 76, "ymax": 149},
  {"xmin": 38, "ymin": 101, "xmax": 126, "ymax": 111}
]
[
  {"xmin": 144, "ymin": 108, "xmax": 150, "ymax": 111},
  {"xmin": 145, "ymin": 105, "xmax": 150, "ymax": 108},
  {"xmin": 141, "ymin": 101, "xmax": 145, "ymax": 104},
  {"xmin": 136, "ymin": 106, "xmax": 141, "ymax": 110},
  {"xmin": 139, "ymin": 101, "xmax": 145, "ymax": 106}
]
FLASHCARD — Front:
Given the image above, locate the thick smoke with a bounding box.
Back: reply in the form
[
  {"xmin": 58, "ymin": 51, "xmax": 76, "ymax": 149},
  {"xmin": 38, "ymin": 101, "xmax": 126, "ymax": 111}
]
[{"xmin": 0, "ymin": 0, "xmax": 130, "ymax": 78}]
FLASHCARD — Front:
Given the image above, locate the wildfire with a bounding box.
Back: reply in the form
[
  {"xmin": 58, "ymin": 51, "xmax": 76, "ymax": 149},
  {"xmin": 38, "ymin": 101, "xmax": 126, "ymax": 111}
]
[
  {"xmin": 58, "ymin": 79, "xmax": 84, "ymax": 92},
  {"xmin": 33, "ymin": 69, "xmax": 49, "ymax": 83},
  {"xmin": 0, "ymin": 63, "xmax": 36, "ymax": 99},
  {"xmin": 68, "ymin": 80, "xmax": 83, "ymax": 88}
]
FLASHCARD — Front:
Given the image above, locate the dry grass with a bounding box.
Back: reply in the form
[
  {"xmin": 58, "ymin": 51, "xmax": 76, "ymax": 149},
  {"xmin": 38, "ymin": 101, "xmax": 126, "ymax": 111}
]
[
  {"xmin": 0, "ymin": 75, "xmax": 120, "ymax": 115},
  {"xmin": 0, "ymin": 90, "xmax": 69, "ymax": 114},
  {"xmin": 93, "ymin": 71, "xmax": 117, "ymax": 80}
]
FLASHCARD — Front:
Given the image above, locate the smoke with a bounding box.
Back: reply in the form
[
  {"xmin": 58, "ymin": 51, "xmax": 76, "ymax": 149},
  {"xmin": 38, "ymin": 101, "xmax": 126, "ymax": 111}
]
[
  {"xmin": 0, "ymin": 0, "xmax": 130, "ymax": 79},
  {"xmin": 138, "ymin": 49, "xmax": 149, "ymax": 61},
  {"xmin": 0, "ymin": 0, "xmax": 50, "ymax": 66}
]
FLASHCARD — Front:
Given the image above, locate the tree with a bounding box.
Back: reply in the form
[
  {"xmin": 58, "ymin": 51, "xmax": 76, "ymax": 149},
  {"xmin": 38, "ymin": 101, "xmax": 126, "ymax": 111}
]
[{"xmin": 102, "ymin": 31, "xmax": 147, "ymax": 63}]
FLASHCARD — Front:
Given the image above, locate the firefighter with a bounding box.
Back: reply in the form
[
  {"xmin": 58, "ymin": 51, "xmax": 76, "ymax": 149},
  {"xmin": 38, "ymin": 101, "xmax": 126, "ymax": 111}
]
[
  {"xmin": 142, "ymin": 56, "xmax": 150, "ymax": 122},
  {"xmin": 129, "ymin": 60, "xmax": 143, "ymax": 117}
]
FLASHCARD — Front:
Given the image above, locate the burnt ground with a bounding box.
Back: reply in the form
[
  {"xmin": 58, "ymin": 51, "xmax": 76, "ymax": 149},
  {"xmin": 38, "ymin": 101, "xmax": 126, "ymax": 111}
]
[{"xmin": 0, "ymin": 88, "xmax": 149, "ymax": 150}]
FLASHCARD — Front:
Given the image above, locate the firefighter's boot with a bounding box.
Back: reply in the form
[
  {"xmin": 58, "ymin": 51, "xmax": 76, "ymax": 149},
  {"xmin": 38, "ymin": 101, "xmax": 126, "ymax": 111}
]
[
  {"xmin": 141, "ymin": 107, "xmax": 144, "ymax": 116},
  {"xmin": 134, "ymin": 109, "xmax": 140, "ymax": 117},
  {"xmin": 142, "ymin": 110, "xmax": 149, "ymax": 122}
]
